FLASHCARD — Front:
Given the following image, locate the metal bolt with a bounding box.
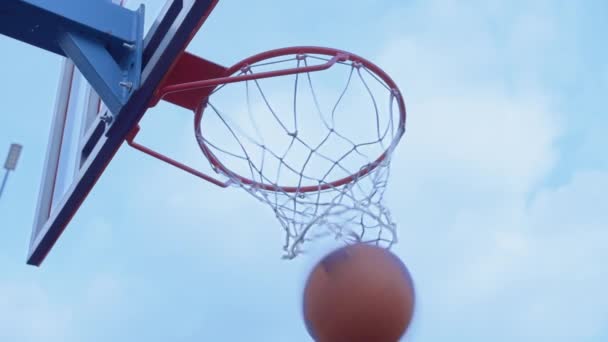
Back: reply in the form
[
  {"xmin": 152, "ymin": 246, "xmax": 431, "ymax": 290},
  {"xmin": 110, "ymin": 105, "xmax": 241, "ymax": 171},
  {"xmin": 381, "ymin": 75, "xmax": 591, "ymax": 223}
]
[
  {"xmin": 123, "ymin": 42, "xmax": 136, "ymax": 50},
  {"xmin": 100, "ymin": 113, "xmax": 113, "ymax": 124},
  {"xmin": 119, "ymin": 81, "xmax": 133, "ymax": 91}
]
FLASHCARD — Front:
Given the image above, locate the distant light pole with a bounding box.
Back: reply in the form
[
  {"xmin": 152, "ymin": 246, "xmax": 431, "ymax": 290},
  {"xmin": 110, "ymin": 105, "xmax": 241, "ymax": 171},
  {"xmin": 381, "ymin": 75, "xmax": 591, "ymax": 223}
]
[{"xmin": 0, "ymin": 143, "xmax": 23, "ymax": 200}]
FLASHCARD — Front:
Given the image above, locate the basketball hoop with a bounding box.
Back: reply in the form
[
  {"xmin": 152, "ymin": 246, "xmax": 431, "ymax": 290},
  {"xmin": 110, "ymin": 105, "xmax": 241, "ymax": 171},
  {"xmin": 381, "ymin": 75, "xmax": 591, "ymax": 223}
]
[{"xmin": 131, "ymin": 46, "xmax": 407, "ymax": 258}]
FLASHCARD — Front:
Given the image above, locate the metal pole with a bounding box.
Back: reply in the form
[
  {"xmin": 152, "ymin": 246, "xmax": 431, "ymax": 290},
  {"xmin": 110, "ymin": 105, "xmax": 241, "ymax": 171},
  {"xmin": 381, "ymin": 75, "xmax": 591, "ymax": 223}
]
[
  {"xmin": 1, "ymin": 143, "xmax": 22, "ymax": 201},
  {"xmin": 0, "ymin": 170, "xmax": 9, "ymax": 200}
]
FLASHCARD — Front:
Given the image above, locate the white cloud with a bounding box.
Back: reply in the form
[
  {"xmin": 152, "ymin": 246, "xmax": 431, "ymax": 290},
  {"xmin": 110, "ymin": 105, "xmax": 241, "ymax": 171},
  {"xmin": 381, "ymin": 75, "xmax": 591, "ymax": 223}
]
[
  {"xmin": 388, "ymin": 171, "xmax": 608, "ymax": 341},
  {"xmin": 91, "ymin": 1, "xmax": 606, "ymax": 341},
  {"xmin": 362, "ymin": 2, "xmax": 606, "ymax": 340},
  {"xmin": 1, "ymin": 0, "xmax": 605, "ymax": 341},
  {"xmin": 0, "ymin": 281, "xmax": 72, "ymax": 342},
  {"xmin": 530, "ymin": 170, "xmax": 608, "ymax": 231}
]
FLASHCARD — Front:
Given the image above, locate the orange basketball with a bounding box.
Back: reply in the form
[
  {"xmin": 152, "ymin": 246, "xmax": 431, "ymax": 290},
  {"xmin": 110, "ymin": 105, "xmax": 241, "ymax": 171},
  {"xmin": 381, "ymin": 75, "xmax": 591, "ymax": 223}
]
[{"xmin": 302, "ymin": 243, "xmax": 415, "ymax": 342}]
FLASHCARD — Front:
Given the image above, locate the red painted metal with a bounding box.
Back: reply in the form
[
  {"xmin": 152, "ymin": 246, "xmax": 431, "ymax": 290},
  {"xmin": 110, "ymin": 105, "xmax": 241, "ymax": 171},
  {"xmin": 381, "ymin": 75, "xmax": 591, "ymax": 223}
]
[
  {"xmin": 151, "ymin": 52, "xmax": 227, "ymax": 110},
  {"xmin": 157, "ymin": 50, "xmax": 348, "ymax": 98},
  {"xmin": 126, "ymin": 126, "xmax": 229, "ymax": 188},
  {"xmin": 135, "ymin": 46, "xmax": 406, "ymax": 194}
]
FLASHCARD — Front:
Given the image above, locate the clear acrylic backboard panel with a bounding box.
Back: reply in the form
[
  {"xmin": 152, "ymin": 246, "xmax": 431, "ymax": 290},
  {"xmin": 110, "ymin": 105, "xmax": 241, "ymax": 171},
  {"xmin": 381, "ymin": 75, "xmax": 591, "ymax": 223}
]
[{"xmin": 29, "ymin": 0, "xmax": 217, "ymax": 265}]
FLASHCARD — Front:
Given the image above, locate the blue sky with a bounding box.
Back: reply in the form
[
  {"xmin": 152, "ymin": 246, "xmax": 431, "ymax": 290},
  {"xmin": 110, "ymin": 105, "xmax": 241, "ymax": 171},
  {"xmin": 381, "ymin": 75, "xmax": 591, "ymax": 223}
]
[{"xmin": 1, "ymin": 0, "xmax": 607, "ymax": 341}]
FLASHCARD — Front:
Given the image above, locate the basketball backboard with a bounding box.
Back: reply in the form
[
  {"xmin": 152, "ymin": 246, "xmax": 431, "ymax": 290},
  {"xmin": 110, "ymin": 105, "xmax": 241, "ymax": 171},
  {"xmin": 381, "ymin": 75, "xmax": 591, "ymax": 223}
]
[{"xmin": 28, "ymin": 0, "xmax": 218, "ymax": 266}]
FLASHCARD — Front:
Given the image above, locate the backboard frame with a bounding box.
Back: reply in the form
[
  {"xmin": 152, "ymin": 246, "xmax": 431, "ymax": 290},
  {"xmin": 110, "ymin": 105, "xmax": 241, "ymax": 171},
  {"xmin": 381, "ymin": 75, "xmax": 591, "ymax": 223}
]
[{"xmin": 27, "ymin": 0, "xmax": 219, "ymax": 266}]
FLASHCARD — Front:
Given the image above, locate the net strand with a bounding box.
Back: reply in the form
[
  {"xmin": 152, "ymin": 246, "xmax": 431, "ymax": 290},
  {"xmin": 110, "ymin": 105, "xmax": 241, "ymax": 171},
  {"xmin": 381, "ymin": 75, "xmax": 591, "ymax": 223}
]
[{"xmin": 197, "ymin": 53, "xmax": 402, "ymax": 258}]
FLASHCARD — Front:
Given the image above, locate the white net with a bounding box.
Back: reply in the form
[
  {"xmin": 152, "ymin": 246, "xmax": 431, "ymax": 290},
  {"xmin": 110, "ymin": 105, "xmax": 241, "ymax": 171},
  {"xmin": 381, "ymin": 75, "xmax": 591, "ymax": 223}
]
[{"xmin": 194, "ymin": 50, "xmax": 405, "ymax": 258}]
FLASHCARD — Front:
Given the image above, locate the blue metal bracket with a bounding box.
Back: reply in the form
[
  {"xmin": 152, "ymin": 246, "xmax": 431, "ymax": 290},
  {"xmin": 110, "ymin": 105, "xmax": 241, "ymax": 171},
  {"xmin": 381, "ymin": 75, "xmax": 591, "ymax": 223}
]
[{"xmin": 0, "ymin": 0, "xmax": 144, "ymax": 118}]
